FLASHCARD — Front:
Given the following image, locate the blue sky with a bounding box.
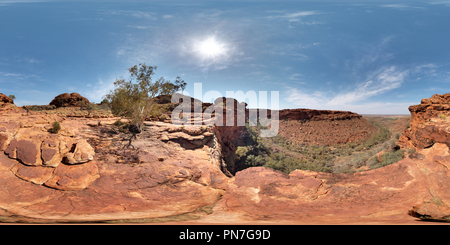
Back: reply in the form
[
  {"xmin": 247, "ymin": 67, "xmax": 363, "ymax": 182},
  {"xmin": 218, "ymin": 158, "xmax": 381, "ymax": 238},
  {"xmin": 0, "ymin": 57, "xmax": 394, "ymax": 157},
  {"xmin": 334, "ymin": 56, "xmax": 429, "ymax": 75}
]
[{"xmin": 1, "ymin": 0, "xmax": 450, "ymax": 114}]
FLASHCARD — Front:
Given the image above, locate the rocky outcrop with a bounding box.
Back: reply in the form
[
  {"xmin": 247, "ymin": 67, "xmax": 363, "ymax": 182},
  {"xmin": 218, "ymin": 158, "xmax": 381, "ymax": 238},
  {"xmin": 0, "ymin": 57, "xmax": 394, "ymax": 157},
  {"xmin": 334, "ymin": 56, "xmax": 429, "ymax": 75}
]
[
  {"xmin": 0, "ymin": 108, "xmax": 97, "ymax": 191},
  {"xmin": 49, "ymin": 93, "xmax": 90, "ymax": 108},
  {"xmin": 0, "ymin": 93, "xmax": 15, "ymax": 112},
  {"xmin": 0, "ymin": 108, "xmax": 228, "ymax": 222},
  {"xmin": 0, "ymin": 93, "xmax": 14, "ymax": 105},
  {"xmin": 399, "ymin": 93, "xmax": 450, "ymax": 149},
  {"xmin": 3, "ymin": 132, "xmax": 95, "ymax": 167}
]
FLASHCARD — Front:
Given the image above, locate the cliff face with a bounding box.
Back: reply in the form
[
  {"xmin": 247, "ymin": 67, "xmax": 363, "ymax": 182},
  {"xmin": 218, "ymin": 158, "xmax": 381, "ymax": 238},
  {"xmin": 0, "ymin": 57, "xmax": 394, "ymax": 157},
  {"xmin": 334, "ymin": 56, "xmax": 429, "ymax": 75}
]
[
  {"xmin": 399, "ymin": 93, "xmax": 450, "ymax": 149},
  {"xmin": 278, "ymin": 108, "xmax": 361, "ymax": 121}
]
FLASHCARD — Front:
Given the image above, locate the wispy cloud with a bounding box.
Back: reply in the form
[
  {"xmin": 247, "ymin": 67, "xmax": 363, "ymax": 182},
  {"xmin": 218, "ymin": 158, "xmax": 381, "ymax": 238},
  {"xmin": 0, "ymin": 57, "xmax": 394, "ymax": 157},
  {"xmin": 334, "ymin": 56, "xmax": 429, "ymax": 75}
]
[
  {"xmin": 0, "ymin": 71, "xmax": 44, "ymax": 81},
  {"xmin": 127, "ymin": 25, "xmax": 152, "ymax": 29},
  {"xmin": 104, "ymin": 10, "xmax": 157, "ymax": 20},
  {"xmin": 345, "ymin": 35, "xmax": 395, "ymax": 78},
  {"xmin": 429, "ymin": 1, "xmax": 450, "ymax": 6},
  {"xmin": 288, "ymin": 73, "xmax": 303, "ymax": 80},
  {"xmin": 15, "ymin": 56, "xmax": 43, "ymax": 64},
  {"xmin": 285, "ymin": 66, "xmax": 409, "ymax": 110},
  {"xmin": 83, "ymin": 78, "xmax": 116, "ymax": 103},
  {"xmin": 163, "ymin": 15, "xmax": 173, "ymax": 19},
  {"xmin": 380, "ymin": 4, "xmax": 426, "ymax": 10},
  {"xmin": 266, "ymin": 43, "xmax": 309, "ymax": 60},
  {"xmin": 267, "ymin": 10, "xmax": 320, "ymax": 20},
  {"xmin": 23, "ymin": 57, "xmax": 42, "ymax": 64},
  {"xmin": 267, "ymin": 10, "xmax": 323, "ymax": 28}
]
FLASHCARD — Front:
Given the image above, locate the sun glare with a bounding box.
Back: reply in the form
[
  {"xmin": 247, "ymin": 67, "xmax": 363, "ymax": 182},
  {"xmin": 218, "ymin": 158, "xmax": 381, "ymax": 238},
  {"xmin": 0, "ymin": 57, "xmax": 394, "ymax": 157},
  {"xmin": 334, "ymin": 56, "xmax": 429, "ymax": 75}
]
[{"xmin": 198, "ymin": 37, "xmax": 225, "ymax": 58}]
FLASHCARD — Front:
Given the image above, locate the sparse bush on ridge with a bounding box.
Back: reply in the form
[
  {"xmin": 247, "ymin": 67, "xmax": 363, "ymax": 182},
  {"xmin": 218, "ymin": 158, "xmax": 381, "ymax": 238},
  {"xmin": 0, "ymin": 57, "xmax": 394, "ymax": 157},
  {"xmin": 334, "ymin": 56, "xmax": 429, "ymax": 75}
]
[
  {"xmin": 439, "ymin": 113, "xmax": 448, "ymax": 120},
  {"xmin": 26, "ymin": 105, "xmax": 57, "ymax": 111},
  {"xmin": 104, "ymin": 63, "xmax": 186, "ymax": 135}
]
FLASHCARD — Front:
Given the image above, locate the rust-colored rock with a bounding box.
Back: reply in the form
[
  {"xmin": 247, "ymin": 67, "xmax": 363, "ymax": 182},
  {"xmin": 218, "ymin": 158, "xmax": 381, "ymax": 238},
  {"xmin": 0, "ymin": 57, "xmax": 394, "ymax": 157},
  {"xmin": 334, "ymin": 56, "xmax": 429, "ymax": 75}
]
[
  {"xmin": 0, "ymin": 133, "xmax": 7, "ymax": 151},
  {"xmin": 15, "ymin": 140, "xmax": 40, "ymax": 166},
  {"xmin": 43, "ymin": 161, "xmax": 99, "ymax": 190},
  {"xmin": 0, "ymin": 93, "xmax": 14, "ymax": 104},
  {"xmin": 49, "ymin": 93, "xmax": 90, "ymax": 108},
  {"xmin": 400, "ymin": 93, "xmax": 450, "ymax": 149},
  {"xmin": 11, "ymin": 163, "xmax": 55, "ymax": 185}
]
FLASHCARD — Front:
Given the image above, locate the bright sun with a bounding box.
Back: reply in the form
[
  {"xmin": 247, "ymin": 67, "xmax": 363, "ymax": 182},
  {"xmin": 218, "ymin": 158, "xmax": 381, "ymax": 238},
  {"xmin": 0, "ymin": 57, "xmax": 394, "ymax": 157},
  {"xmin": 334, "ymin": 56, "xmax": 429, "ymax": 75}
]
[{"xmin": 198, "ymin": 37, "xmax": 226, "ymax": 58}]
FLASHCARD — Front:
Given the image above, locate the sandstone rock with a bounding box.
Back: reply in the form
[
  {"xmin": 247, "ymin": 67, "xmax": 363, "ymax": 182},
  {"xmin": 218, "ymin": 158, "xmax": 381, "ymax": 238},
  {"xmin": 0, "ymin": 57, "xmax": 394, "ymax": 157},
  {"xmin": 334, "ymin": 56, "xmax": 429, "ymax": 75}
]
[
  {"xmin": 11, "ymin": 163, "xmax": 55, "ymax": 185},
  {"xmin": 0, "ymin": 93, "xmax": 14, "ymax": 104},
  {"xmin": 61, "ymin": 140, "xmax": 95, "ymax": 164},
  {"xmin": 401, "ymin": 93, "xmax": 450, "ymax": 149},
  {"xmin": 16, "ymin": 140, "xmax": 41, "ymax": 166},
  {"xmin": 4, "ymin": 134, "xmax": 94, "ymax": 167},
  {"xmin": 0, "ymin": 133, "xmax": 8, "ymax": 151},
  {"xmin": 49, "ymin": 93, "xmax": 90, "ymax": 108},
  {"xmin": 44, "ymin": 161, "xmax": 99, "ymax": 190}
]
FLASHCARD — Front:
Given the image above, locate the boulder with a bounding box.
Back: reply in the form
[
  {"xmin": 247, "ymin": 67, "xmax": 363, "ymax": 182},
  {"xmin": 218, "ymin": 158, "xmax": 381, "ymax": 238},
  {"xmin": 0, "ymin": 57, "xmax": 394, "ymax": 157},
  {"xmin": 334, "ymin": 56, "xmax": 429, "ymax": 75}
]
[{"xmin": 49, "ymin": 93, "xmax": 90, "ymax": 108}]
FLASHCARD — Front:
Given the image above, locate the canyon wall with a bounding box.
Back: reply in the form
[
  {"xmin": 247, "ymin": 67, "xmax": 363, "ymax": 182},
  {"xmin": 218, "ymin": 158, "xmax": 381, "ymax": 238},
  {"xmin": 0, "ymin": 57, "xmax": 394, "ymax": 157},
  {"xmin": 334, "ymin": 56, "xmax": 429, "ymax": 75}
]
[{"xmin": 399, "ymin": 93, "xmax": 450, "ymax": 149}]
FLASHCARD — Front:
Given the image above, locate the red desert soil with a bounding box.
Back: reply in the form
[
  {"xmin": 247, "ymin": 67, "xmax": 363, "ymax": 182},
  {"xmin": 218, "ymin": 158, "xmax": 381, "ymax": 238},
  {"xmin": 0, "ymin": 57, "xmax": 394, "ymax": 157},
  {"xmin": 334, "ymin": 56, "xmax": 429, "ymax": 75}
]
[{"xmin": 0, "ymin": 93, "xmax": 450, "ymax": 224}]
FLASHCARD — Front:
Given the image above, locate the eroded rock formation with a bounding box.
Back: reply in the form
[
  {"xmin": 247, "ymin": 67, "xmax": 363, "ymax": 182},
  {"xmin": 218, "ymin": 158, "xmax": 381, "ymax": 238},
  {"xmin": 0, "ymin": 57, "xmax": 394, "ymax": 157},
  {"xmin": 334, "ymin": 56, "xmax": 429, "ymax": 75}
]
[
  {"xmin": 49, "ymin": 93, "xmax": 90, "ymax": 108},
  {"xmin": 400, "ymin": 93, "xmax": 450, "ymax": 149},
  {"xmin": 0, "ymin": 93, "xmax": 14, "ymax": 105}
]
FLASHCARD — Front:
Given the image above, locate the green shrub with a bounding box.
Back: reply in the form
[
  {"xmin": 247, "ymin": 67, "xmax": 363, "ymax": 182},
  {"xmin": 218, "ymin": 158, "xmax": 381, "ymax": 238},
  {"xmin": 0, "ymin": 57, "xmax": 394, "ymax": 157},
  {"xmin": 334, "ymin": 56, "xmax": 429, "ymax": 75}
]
[
  {"xmin": 439, "ymin": 114, "xmax": 448, "ymax": 120},
  {"xmin": 367, "ymin": 155, "xmax": 379, "ymax": 169},
  {"xmin": 114, "ymin": 119, "xmax": 126, "ymax": 126},
  {"xmin": 49, "ymin": 121, "xmax": 61, "ymax": 134},
  {"xmin": 381, "ymin": 150, "xmax": 404, "ymax": 166},
  {"xmin": 113, "ymin": 119, "xmax": 131, "ymax": 133},
  {"xmin": 263, "ymin": 152, "xmax": 331, "ymax": 174}
]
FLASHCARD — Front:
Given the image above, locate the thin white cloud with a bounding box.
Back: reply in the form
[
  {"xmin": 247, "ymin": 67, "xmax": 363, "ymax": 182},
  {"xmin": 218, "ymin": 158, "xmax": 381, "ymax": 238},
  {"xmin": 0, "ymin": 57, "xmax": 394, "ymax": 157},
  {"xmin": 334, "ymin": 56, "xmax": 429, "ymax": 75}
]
[
  {"xmin": 104, "ymin": 10, "xmax": 157, "ymax": 20},
  {"xmin": 429, "ymin": 1, "xmax": 450, "ymax": 6},
  {"xmin": 288, "ymin": 73, "xmax": 303, "ymax": 80},
  {"xmin": 127, "ymin": 25, "xmax": 152, "ymax": 29},
  {"xmin": 380, "ymin": 4, "xmax": 426, "ymax": 10},
  {"xmin": 163, "ymin": 15, "xmax": 173, "ymax": 18},
  {"xmin": 83, "ymin": 78, "xmax": 116, "ymax": 103},
  {"xmin": 285, "ymin": 66, "xmax": 410, "ymax": 111},
  {"xmin": 267, "ymin": 10, "xmax": 323, "ymax": 28},
  {"xmin": 24, "ymin": 57, "xmax": 42, "ymax": 64},
  {"xmin": 346, "ymin": 35, "xmax": 395, "ymax": 77},
  {"xmin": 0, "ymin": 71, "xmax": 44, "ymax": 81},
  {"xmin": 267, "ymin": 10, "xmax": 320, "ymax": 20}
]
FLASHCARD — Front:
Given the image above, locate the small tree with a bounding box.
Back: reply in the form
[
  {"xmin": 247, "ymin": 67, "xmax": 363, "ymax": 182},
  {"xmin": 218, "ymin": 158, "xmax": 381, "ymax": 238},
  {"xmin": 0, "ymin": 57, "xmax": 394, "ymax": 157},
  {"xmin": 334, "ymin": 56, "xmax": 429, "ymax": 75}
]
[
  {"xmin": 104, "ymin": 63, "xmax": 186, "ymax": 147},
  {"xmin": 8, "ymin": 95, "xmax": 16, "ymax": 101}
]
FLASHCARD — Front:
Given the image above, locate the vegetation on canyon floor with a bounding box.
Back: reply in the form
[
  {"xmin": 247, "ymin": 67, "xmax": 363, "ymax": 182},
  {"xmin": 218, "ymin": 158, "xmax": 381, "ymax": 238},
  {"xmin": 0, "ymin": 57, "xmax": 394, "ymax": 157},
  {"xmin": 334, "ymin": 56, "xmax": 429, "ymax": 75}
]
[{"xmin": 234, "ymin": 116, "xmax": 413, "ymax": 174}]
